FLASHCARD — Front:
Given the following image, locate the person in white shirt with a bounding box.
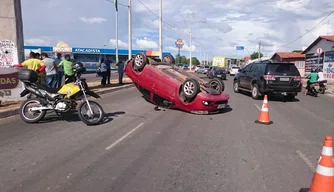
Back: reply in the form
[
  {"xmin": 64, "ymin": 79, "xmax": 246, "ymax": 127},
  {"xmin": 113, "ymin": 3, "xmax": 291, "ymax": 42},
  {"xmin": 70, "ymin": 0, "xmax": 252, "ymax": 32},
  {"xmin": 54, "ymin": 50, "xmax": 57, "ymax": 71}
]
[
  {"xmin": 317, "ymin": 68, "xmax": 325, "ymax": 82},
  {"xmin": 100, "ymin": 59, "xmax": 108, "ymax": 86}
]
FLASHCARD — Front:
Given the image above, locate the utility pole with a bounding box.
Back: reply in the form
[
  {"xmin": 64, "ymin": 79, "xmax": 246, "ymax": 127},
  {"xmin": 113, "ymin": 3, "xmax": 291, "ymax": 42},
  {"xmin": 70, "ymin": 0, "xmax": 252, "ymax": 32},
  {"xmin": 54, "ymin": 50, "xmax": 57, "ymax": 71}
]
[
  {"xmin": 258, "ymin": 40, "xmax": 261, "ymax": 61},
  {"xmin": 200, "ymin": 47, "xmax": 202, "ymax": 65},
  {"xmin": 189, "ymin": 30, "xmax": 192, "ymax": 69},
  {"xmin": 128, "ymin": 0, "xmax": 132, "ymax": 60},
  {"xmin": 159, "ymin": 0, "xmax": 163, "ymax": 59}
]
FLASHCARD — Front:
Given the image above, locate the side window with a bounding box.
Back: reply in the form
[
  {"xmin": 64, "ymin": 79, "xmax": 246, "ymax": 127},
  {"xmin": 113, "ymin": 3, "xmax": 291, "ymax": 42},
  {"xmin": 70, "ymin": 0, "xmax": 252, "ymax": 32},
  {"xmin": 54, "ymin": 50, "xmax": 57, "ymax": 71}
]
[
  {"xmin": 250, "ymin": 64, "xmax": 258, "ymax": 72},
  {"xmin": 243, "ymin": 64, "xmax": 252, "ymax": 72}
]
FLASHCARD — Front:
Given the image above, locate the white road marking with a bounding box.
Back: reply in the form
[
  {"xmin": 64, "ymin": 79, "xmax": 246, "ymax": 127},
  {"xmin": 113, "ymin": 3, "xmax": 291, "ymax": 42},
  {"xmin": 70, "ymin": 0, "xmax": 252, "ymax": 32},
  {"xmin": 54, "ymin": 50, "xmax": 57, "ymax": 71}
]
[
  {"xmin": 105, "ymin": 122, "xmax": 144, "ymax": 150},
  {"xmin": 296, "ymin": 150, "xmax": 315, "ymax": 172},
  {"xmin": 254, "ymin": 104, "xmax": 261, "ymax": 111}
]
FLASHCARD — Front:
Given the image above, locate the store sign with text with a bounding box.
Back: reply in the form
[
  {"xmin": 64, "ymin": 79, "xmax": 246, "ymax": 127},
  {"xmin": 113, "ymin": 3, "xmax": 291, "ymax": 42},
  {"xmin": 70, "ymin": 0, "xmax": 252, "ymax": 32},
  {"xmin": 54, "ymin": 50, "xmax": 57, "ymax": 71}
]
[
  {"xmin": 53, "ymin": 41, "xmax": 72, "ymax": 53},
  {"xmin": 323, "ymin": 51, "xmax": 334, "ymax": 79},
  {"xmin": 73, "ymin": 48, "xmax": 101, "ymax": 53}
]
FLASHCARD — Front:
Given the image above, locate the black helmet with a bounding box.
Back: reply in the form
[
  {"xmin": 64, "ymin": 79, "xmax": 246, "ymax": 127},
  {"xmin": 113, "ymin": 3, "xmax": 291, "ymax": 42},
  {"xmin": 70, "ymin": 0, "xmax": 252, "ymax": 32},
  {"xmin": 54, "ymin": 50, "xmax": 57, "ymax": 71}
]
[
  {"xmin": 64, "ymin": 54, "xmax": 71, "ymax": 58},
  {"xmin": 73, "ymin": 62, "xmax": 86, "ymax": 73}
]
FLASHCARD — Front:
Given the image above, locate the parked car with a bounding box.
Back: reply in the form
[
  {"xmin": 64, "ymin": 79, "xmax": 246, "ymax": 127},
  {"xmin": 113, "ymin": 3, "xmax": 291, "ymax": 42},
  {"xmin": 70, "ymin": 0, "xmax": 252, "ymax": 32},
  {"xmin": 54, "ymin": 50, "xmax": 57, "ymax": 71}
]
[
  {"xmin": 183, "ymin": 64, "xmax": 190, "ymax": 70},
  {"xmin": 229, "ymin": 66, "xmax": 240, "ymax": 76},
  {"xmin": 196, "ymin": 66, "xmax": 205, "ymax": 73},
  {"xmin": 201, "ymin": 65, "xmax": 210, "ymax": 74},
  {"xmin": 195, "ymin": 65, "xmax": 203, "ymax": 72},
  {"xmin": 233, "ymin": 61, "xmax": 302, "ymax": 100},
  {"xmin": 125, "ymin": 52, "xmax": 230, "ymax": 114},
  {"xmin": 208, "ymin": 66, "xmax": 227, "ymax": 80}
]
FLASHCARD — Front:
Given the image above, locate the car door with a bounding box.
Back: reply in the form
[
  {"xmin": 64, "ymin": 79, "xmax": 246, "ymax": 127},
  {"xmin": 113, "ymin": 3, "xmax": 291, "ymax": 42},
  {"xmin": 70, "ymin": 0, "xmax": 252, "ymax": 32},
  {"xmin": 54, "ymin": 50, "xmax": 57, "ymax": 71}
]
[
  {"xmin": 245, "ymin": 64, "xmax": 258, "ymax": 89},
  {"xmin": 239, "ymin": 64, "xmax": 252, "ymax": 88}
]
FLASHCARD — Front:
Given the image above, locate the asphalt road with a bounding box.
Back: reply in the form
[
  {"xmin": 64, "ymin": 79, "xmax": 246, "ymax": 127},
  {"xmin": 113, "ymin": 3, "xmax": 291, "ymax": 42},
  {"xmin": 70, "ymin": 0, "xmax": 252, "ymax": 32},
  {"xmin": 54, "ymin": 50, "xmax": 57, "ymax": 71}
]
[{"xmin": 1, "ymin": 73, "xmax": 334, "ymax": 192}]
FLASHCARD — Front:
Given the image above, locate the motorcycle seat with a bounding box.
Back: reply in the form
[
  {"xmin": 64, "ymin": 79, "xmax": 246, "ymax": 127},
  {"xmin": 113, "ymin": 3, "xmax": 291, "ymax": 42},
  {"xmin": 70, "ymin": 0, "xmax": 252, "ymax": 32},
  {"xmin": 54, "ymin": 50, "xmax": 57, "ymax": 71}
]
[{"xmin": 36, "ymin": 83, "xmax": 61, "ymax": 93}]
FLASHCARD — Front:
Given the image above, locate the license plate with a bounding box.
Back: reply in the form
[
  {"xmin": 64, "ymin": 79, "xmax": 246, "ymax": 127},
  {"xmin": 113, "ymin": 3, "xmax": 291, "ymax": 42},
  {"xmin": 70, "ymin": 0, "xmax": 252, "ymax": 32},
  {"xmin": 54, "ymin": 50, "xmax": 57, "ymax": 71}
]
[
  {"xmin": 217, "ymin": 104, "xmax": 226, "ymax": 109},
  {"xmin": 280, "ymin": 77, "xmax": 289, "ymax": 81},
  {"xmin": 217, "ymin": 75, "xmax": 221, "ymax": 77}
]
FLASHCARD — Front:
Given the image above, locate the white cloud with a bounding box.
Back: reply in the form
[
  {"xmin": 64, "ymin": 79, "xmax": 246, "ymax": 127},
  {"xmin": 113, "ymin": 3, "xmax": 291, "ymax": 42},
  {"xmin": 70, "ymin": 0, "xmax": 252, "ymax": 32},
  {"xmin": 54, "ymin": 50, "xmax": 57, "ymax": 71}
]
[
  {"xmin": 21, "ymin": 0, "xmax": 334, "ymax": 59},
  {"xmin": 79, "ymin": 17, "xmax": 107, "ymax": 24},
  {"xmin": 109, "ymin": 39, "xmax": 128, "ymax": 48},
  {"xmin": 135, "ymin": 37, "xmax": 158, "ymax": 49},
  {"xmin": 25, "ymin": 37, "xmax": 51, "ymax": 46}
]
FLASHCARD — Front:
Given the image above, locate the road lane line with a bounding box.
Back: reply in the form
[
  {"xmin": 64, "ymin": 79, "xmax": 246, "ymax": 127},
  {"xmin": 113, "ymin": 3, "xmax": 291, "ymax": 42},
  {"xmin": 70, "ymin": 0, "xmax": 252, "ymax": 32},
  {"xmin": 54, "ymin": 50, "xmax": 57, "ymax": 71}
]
[
  {"xmin": 254, "ymin": 104, "xmax": 261, "ymax": 111},
  {"xmin": 296, "ymin": 150, "xmax": 315, "ymax": 172},
  {"xmin": 105, "ymin": 122, "xmax": 144, "ymax": 150}
]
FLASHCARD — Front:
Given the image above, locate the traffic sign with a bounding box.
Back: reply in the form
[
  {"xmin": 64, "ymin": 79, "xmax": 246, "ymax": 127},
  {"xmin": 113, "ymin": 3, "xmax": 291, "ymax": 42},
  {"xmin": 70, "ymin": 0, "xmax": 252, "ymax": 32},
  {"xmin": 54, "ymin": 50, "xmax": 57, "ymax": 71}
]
[
  {"xmin": 236, "ymin": 46, "xmax": 244, "ymax": 50},
  {"xmin": 175, "ymin": 38, "xmax": 184, "ymax": 49},
  {"xmin": 316, "ymin": 47, "xmax": 323, "ymax": 55}
]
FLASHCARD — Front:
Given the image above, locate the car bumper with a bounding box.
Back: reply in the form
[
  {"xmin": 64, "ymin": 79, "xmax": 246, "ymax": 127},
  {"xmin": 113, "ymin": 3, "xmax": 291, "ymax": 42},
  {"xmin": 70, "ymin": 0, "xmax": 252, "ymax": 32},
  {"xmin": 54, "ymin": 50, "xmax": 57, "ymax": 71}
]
[
  {"xmin": 261, "ymin": 85, "xmax": 302, "ymax": 93},
  {"xmin": 180, "ymin": 92, "xmax": 230, "ymax": 114}
]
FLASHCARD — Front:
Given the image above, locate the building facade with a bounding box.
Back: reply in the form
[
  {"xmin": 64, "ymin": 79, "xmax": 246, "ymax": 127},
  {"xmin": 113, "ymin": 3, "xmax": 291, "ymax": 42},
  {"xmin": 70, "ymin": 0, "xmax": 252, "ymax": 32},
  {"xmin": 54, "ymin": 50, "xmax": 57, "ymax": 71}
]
[
  {"xmin": 270, "ymin": 52, "xmax": 306, "ymax": 77},
  {"xmin": 302, "ymin": 36, "xmax": 334, "ymax": 79},
  {"xmin": 24, "ymin": 42, "xmax": 172, "ymax": 65}
]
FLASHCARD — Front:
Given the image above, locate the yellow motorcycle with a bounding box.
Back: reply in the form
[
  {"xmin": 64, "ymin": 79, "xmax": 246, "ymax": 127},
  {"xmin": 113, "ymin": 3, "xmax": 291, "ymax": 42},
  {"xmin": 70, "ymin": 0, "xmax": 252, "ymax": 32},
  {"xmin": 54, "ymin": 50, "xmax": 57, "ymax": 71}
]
[{"xmin": 18, "ymin": 63, "xmax": 104, "ymax": 125}]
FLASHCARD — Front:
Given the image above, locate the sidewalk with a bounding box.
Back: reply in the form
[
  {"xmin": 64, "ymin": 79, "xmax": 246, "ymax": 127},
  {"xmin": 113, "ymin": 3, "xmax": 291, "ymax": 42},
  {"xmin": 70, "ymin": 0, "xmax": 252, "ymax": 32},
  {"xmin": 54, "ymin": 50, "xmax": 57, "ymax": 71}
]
[{"xmin": 0, "ymin": 78, "xmax": 133, "ymax": 118}]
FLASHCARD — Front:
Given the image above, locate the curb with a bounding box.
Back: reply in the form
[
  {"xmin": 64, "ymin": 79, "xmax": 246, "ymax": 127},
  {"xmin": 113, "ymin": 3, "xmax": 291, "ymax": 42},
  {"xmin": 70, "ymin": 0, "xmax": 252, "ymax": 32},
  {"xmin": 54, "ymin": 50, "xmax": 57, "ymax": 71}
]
[{"xmin": 0, "ymin": 83, "xmax": 135, "ymax": 119}]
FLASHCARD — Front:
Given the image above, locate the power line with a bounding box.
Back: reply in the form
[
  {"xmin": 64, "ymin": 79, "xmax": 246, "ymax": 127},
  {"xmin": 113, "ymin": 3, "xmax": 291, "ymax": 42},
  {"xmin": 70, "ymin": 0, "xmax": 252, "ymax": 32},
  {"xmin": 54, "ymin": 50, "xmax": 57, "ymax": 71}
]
[
  {"xmin": 278, "ymin": 10, "xmax": 334, "ymax": 48},
  {"xmin": 136, "ymin": 0, "xmax": 182, "ymax": 32}
]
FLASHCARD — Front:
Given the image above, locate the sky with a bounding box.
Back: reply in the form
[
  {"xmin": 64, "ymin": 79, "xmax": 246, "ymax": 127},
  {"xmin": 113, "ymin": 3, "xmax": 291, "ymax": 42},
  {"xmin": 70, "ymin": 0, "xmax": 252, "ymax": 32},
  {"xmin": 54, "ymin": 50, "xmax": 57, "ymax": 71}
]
[{"xmin": 22, "ymin": 0, "xmax": 334, "ymax": 60}]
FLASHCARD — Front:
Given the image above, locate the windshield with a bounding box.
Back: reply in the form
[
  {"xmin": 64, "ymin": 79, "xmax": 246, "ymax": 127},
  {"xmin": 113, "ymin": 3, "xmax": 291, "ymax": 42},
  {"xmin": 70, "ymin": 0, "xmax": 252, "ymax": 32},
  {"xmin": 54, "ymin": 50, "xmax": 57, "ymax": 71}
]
[{"xmin": 266, "ymin": 63, "xmax": 300, "ymax": 75}]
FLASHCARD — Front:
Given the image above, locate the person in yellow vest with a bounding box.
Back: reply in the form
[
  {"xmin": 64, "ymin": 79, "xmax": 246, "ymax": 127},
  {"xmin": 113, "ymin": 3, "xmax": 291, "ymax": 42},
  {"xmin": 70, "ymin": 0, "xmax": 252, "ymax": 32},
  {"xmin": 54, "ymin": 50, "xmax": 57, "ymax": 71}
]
[{"xmin": 14, "ymin": 52, "xmax": 46, "ymax": 83}]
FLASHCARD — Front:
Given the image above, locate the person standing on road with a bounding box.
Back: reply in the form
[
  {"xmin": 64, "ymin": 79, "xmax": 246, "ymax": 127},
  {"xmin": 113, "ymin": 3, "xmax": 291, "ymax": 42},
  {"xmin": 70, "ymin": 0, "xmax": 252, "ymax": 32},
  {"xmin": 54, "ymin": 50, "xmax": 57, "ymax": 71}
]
[
  {"xmin": 14, "ymin": 52, "xmax": 46, "ymax": 78},
  {"xmin": 104, "ymin": 56, "xmax": 112, "ymax": 84},
  {"xmin": 54, "ymin": 53, "xmax": 64, "ymax": 88},
  {"xmin": 100, "ymin": 59, "xmax": 108, "ymax": 86},
  {"xmin": 41, "ymin": 53, "xmax": 57, "ymax": 88},
  {"xmin": 116, "ymin": 60, "xmax": 124, "ymax": 84},
  {"xmin": 58, "ymin": 54, "xmax": 75, "ymax": 84}
]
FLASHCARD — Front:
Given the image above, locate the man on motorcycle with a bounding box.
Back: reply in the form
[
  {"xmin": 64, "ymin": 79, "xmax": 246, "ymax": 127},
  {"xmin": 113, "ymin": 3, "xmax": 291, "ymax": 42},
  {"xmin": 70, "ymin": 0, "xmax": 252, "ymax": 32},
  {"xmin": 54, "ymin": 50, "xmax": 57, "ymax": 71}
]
[{"xmin": 304, "ymin": 68, "xmax": 319, "ymax": 95}]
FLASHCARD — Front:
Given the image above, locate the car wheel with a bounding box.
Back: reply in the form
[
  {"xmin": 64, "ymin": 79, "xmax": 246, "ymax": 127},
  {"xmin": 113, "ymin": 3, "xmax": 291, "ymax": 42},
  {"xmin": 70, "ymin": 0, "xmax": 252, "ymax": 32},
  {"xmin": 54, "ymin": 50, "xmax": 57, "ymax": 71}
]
[
  {"xmin": 162, "ymin": 54, "xmax": 175, "ymax": 64},
  {"xmin": 208, "ymin": 78, "xmax": 224, "ymax": 93},
  {"xmin": 233, "ymin": 80, "xmax": 240, "ymax": 93},
  {"xmin": 134, "ymin": 52, "xmax": 147, "ymax": 71},
  {"xmin": 251, "ymin": 84, "xmax": 260, "ymax": 100},
  {"xmin": 182, "ymin": 78, "xmax": 200, "ymax": 100}
]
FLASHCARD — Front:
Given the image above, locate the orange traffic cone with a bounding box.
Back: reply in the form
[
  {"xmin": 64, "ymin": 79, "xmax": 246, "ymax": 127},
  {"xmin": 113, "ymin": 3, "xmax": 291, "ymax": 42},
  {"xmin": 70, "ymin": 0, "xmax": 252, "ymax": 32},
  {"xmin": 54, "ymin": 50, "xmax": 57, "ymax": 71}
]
[
  {"xmin": 255, "ymin": 95, "xmax": 273, "ymax": 125},
  {"xmin": 309, "ymin": 136, "xmax": 334, "ymax": 192}
]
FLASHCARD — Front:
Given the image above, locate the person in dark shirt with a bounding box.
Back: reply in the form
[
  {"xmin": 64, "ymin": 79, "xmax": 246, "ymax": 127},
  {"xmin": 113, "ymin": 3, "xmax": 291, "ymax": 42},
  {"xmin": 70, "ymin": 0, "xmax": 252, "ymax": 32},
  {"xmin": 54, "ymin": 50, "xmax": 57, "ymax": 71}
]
[{"xmin": 104, "ymin": 55, "xmax": 112, "ymax": 84}]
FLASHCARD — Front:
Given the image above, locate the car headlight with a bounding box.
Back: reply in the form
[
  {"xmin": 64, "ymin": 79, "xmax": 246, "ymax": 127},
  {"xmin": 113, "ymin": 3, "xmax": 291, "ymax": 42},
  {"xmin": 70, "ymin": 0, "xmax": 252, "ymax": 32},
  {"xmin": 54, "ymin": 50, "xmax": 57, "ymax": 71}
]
[{"xmin": 202, "ymin": 101, "xmax": 210, "ymax": 106}]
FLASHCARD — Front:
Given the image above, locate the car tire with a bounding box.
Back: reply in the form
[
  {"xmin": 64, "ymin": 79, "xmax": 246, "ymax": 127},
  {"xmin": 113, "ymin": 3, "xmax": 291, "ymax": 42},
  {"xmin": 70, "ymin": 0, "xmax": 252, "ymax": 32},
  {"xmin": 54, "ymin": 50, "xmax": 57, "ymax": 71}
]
[
  {"xmin": 134, "ymin": 52, "xmax": 147, "ymax": 71},
  {"xmin": 182, "ymin": 78, "xmax": 200, "ymax": 100},
  {"xmin": 251, "ymin": 84, "xmax": 260, "ymax": 100},
  {"xmin": 208, "ymin": 78, "xmax": 225, "ymax": 93},
  {"xmin": 233, "ymin": 80, "xmax": 240, "ymax": 93},
  {"xmin": 162, "ymin": 54, "xmax": 175, "ymax": 64}
]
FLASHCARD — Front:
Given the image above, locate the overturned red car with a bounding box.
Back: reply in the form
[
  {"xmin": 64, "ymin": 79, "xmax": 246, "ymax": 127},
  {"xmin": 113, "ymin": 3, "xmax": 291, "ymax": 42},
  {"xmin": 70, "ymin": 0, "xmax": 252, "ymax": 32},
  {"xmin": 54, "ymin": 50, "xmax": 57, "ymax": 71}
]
[{"xmin": 124, "ymin": 52, "xmax": 230, "ymax": 114}]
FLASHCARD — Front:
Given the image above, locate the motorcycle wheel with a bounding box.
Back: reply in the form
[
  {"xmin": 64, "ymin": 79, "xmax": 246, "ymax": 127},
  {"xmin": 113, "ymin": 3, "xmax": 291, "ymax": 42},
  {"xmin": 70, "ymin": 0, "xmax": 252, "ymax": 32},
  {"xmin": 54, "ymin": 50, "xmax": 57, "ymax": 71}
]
[
  {"xmin": 319, "ymin": 87, "xmax": 325, "ymax": 94},
  {"xmin": 78, "ymin": 100, "xmax": 104, "ymax": 126},
  {"xmin": 19, "ymin": 98, "xmax": 46, "ymax": 123}
]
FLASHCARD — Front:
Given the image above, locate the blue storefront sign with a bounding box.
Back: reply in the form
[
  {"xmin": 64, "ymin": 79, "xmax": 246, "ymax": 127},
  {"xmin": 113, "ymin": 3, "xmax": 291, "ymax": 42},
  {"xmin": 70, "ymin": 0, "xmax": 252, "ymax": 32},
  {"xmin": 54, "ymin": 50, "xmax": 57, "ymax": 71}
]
[{"xmin": 72, "ymin": 48, "xmax": 103, "ymax": 53}]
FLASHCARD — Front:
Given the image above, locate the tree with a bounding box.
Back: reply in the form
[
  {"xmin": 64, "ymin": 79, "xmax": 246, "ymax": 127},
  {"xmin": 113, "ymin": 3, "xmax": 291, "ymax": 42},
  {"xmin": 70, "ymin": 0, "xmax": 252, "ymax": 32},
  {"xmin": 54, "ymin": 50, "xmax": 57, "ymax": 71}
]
[
  {"xmin": 292, "ymin": 50, "xmax": 303, "ymax": 53},
  {"xmin": 180, "ymin": 56, "xmax": 188, "ymax": 64},
  {"xmin": 250, "ymin": 52, "xmax": 263, "ymax": 60},
  {"xmin": 186, "ymin": 57, "xmax": 200, "ymax": 65}
]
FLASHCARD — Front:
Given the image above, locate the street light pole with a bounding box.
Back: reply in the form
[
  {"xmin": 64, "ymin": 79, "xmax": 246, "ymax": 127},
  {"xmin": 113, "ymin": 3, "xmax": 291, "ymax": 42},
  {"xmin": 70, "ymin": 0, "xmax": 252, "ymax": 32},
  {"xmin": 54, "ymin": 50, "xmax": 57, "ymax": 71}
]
[
  {"xmin": 200, "ymin": 47, "xmax": 202, "ymax": 65},
  {"xmin": 189, "ymin": 29, "xmax": 192, "ymax": 69},
  {"xmin": 159, "ymin": 0, "xmax": 163, "ymax": 59},
  {"xmin": 128, "ymin": 0, "xmax": 132, "ymax": 60}
]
